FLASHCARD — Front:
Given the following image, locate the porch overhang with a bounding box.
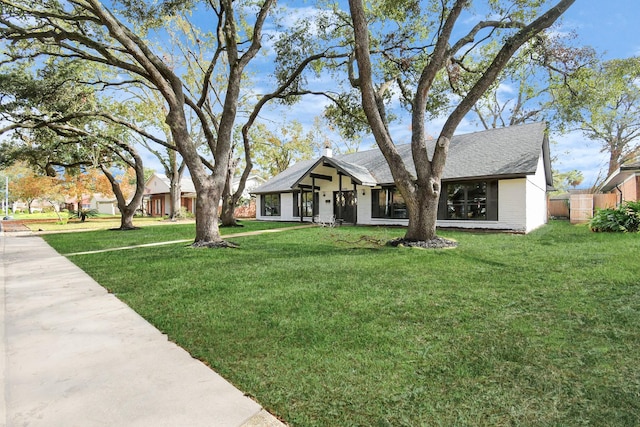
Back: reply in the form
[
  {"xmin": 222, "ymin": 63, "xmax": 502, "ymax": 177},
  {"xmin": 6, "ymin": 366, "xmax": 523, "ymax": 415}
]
[
  {"xmin": 291, "ymin": 156, "xmax": 377, "ymax": 189},
  {"xmin": 599, "ymin": 163, "xmax": 640, "ymax": 192}
]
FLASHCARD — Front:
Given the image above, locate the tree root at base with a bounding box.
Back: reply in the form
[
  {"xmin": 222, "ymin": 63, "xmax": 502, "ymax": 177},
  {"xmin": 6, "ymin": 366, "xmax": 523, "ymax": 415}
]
[
  {"xmin": 191, "ymin": 240, "xmax": 239, "ymax": 249},
  {"xmin": 387, "ymin": 236, "xmax": 458, "ymax": 249}
]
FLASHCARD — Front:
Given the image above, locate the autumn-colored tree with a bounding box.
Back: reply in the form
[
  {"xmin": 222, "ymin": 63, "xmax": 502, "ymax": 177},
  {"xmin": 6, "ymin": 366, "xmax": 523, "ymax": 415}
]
[
  {"xmin": 11, "ymin": 168, "xmax": 62, "ymax": 213},
  {"xmin": 61, "ymin": 168, "xmax": 102, "ymax": 213},
  {"xmin": 93, "ymin": 167, "xmax": 136, "ymax": 200}
]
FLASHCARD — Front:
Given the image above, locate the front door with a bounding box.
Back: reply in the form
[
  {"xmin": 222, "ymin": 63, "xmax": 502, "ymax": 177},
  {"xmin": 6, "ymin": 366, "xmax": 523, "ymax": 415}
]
[{"xmin": 333, "ymin": 191, "xmax": 356, "ymax": 224}]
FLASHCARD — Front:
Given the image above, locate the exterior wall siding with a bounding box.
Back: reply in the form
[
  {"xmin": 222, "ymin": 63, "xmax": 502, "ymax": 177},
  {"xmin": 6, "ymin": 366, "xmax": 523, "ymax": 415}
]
[
  {"xmin": 619, "ymin": 175, "xmax": 638, "ymax": 202},
  {"xmin": 497, "ymin": 178, "xmax": 527, "ymax": 232},
  {"xmin": 256, "ymin": 167, "xmax": 546, "ymax": 233},
  {"xmin": 525, "ymin": 154, "xmax": 549, "ymax": 232}
]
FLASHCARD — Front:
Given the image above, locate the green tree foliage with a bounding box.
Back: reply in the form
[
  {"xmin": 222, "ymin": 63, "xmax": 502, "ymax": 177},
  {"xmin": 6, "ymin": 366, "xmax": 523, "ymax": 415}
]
[
  {"xmin": 468, "ymin": 33, "xmax": 595, "ymax": 130},
  {"xmin": 0, "ymin": 59, "xmax": 147, "ymax": 229},
  {"xmin": 552, "ymin": 169, "xmax": 584, "ymax": 193},
  {"xmin": 552, "ymin": 56, "xmax": 640, "ymax": 176},
  {"xmin": 0, "ymin": 0, "xmax": 265, "ymax": 244},
  {"xmin": 251, "ymin": 120, "xmax": 321, "ymax": 178},
  {"xmin": 277, "ymin": 0, "xmax": 574, "ymax": 242},
  {"xmin": 1, "ymin": 0, "xmax": 328, "ymax": 242}
]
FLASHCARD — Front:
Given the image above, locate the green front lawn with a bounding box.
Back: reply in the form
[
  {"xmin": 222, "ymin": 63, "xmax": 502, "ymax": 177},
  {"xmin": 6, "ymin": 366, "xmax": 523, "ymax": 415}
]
[
  {"xmin": 42, "ymin": 220, "xmax": 304, "ymax": 253},
  {"xmin": 43, "ymin": 221, "xmax": 640, "ymax": 426}
]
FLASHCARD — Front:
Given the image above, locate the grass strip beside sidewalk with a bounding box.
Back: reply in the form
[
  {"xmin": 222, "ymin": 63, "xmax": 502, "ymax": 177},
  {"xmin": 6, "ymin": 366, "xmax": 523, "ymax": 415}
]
[{"xmin": 44, "ymin": 221, "xmax": 640, "ymax": 426}]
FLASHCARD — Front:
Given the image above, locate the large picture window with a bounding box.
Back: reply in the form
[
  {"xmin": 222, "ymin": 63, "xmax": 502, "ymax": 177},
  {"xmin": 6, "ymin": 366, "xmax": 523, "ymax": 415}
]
[
  {"xmin": 447, "ymin": 182, "xmax": 487, "ymax": 219},
  {"xmin": 261, "ymin": 193, "xmax": 281, "ymax": 216},
  {"xmin": 371, "ymin": 188, "xmax": 407, "ymax": 219},
  {"xmin": 293, "ymin": 191, "xmax": 319, "ymax": 217},
  {"xmin": 373, "ymin": 181, "xmax": 498, "ymax": 221},
  {"xmin": 439, "ymin": 180, "xmax": 498, "ymax": 221}
]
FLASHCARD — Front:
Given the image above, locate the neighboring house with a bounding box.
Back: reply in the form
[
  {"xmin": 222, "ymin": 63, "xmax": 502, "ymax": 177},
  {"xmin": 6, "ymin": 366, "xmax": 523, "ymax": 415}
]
[
  {"xmin": 252, "ymin": 122, "xmax": 553, "ymax": 233},
  {"xmin": 599, "ymin": 160, "xmax": 640, "ymax": 204},
  {"xmin": 144, "ymin": 173, "xmax": 196, "ymax": 217},
  {"xmin": 144, "ymin": 172, "xmax": 266, "ymax": 217},
  {"xmin": 233, "ymin": 175, "xmax": 267, "ymax": 200},
  {"xmin": 89, "ymin": 193, "xmax": 121, "ymax": 215},
  {"xmin": 11, "ymin": 199, "xmax": 50, "ymax": 213},
  {"xmin": 64, "ymin": 196, "xmax": 91, "ymax": 212}
]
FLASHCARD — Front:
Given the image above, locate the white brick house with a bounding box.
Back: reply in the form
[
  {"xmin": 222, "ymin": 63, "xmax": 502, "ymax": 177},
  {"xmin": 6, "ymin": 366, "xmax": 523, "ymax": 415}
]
[{"xmin": 252, "ymin": 123, "xmax": 553, "ymax": 233}]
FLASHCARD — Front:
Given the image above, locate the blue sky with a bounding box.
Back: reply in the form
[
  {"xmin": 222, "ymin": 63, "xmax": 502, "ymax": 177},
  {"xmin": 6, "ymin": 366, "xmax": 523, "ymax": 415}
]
[
  {"xmin": 550, "ymin": 0, "xmax": 640, "ymax": 187},
  {"xmin": 138, "ymin": 0, "xmax": 640, "ymax": 189}
]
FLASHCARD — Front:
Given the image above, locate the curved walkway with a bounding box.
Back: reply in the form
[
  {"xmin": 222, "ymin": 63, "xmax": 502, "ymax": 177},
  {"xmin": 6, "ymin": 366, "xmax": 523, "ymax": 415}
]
[
  {"xmin": 1, "ymin": 229, "xmax": 290, "ymax": 427},
  {"xmin": 60, "ymin": 224, "xmax": 315, "ymax": 256}
]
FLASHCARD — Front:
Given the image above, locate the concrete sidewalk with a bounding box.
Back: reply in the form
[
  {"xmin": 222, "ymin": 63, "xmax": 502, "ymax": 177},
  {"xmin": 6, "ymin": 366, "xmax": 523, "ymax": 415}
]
[{"xmin": 1, "ymin": 231, "xmax": 286, "ymax": 427}]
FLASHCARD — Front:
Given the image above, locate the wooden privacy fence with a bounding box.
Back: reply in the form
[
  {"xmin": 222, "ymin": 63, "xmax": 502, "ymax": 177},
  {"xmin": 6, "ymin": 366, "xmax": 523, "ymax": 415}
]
[
  {"xmin": 567, "ymin": 193, "xmax": 618, "ymax": 224},
  {"xmin": 549, "ymin": 199, "xmax": 570, "ymax": 218},
  {"xmin": 549, "ymin": 193, "xmax": 618, "ymax": 223}
]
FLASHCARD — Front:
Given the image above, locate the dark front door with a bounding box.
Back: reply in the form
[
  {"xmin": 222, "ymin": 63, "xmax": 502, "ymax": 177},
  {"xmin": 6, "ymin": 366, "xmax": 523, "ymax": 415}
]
[{"xmin": 334, "ymin": 191, "xmax": 356, "ymax": 224}]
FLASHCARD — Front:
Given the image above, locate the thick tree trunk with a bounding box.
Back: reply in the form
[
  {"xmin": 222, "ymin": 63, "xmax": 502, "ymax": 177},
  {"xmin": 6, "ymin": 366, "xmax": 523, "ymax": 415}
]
[
  {"xmin": 220, "ymin": 158, "xmax": 240, "ymax": 227},
  {"xmin": 404, "ymin": 184, "xmax": 440, "ymax": 241},
  {"xmin": 119, "ymin": 205, "xmax": 137, "ymax": 229},
  {"xmin": 168, "ymin": 172, "xmax": 182, "ymax": 220},
  {"xmin": 166, "ymin": 157, "xmax": 183, "ymax": 220},
  {"xmin": 193, "ymin": 180, "xmax": 226, "ymax": 246},
  {"xmin": 608, "ymin": 144, "xmax": 622, "ymax": 176},
  {"xmin": 219, "ymin": 197, "xmax": 238, "ymax": 226},
  {"xmin": 100, "ymin": 146, "xmax": 145, "ymax": 231}
]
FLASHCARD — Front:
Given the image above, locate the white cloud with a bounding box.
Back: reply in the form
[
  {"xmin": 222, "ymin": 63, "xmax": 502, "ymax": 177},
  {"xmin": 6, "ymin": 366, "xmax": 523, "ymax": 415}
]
[{"xmin": 551, "ymin": 130, "xmax": 608, "ymax": 188}]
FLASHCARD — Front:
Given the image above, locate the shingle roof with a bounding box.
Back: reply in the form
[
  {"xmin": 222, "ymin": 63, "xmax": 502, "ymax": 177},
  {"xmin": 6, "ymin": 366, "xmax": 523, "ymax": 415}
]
[
  {"xmin": 252, "ymin": 122, "xmax": 549, "ymax": 194},
  {"xmin": 621, "ymin": 160, "xmax": 640, "ymax": 170},
  {"xmin": 250, "ymin": 159, "xmax": 317, "ymax": 194},
  {"xmin": 151, "ymin": 173, "xmax": 196, "ymax": 193}
]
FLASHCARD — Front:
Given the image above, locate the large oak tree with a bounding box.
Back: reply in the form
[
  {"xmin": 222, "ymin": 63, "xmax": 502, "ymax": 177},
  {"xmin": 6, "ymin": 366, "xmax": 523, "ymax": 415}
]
[
  {"xmin": 0, "ymin": 0, "xmax": 281, "ymax": 246},
  {"xmin": 1, "ymin": 0, "xmax": 335, "ymax": 243},
  {"xmin": 0, "ymin": 59, "xmax": 147, "ymax": 229},
  {"xmin": 346, "ymin": 0, "xmax": 575, "ymax": 242},
  {"xmin": 552, "ymin": 56, "xmax": 640, "ymax": 176}
]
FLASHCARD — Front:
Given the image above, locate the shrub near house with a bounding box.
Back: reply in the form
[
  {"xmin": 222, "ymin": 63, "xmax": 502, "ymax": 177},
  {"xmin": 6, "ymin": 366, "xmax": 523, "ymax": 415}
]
[{"xmin": 590, "ymin": 201, "xmax": 640, "ymax": 232}]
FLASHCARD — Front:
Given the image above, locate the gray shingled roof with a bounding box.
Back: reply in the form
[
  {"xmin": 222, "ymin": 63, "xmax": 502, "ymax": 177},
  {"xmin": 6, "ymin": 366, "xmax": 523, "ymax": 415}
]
[
  {"xmin": 252, "ymin": 122, "xmax": 549, "ymax": 194},
  {"xmin": 151, "ymin": 173, "xmax": 197, "ymax": 193},
  {"xmin": 621, "ymin": 160, "xmax": 640, "ymax": 170}
]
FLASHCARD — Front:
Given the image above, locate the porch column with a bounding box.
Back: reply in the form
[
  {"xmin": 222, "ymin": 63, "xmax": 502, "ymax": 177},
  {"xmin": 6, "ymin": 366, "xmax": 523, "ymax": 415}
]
[
  {"xmin": 338, "ymin": 174, "xmax": 343, "ymax": 222},
  {"xmin": 299, "ymin": 187, "xmax": 304, "ymax": 223},
  {"xmin": 312, "ymin": 177, "xmax": 316, "ymax": 223},
  {"xmin": 353, "ymin": 181, "xmax": 358, "ymax": 225}
]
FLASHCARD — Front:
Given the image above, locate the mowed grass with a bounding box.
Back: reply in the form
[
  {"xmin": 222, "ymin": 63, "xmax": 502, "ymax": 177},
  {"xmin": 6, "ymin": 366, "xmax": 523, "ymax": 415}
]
[
  {"xmin": 42, "ymin": 219, "xmax": 305, "ymax": 253},
  {"xmin": 43, "ymin": 221, "xmax": 640, "ymax": 426}
]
